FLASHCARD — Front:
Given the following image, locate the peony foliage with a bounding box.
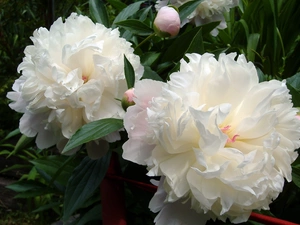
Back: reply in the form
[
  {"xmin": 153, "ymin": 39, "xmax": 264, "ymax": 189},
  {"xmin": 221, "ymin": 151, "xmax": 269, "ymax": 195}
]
[{"xmin": 5, "ymin": 0, "xmax": 300, "ymax": 224}]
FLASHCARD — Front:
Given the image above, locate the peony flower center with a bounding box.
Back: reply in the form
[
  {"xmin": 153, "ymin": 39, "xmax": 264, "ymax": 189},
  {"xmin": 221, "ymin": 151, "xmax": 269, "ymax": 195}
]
[
  {"xmin": 220, "ymin": 125, "xmax": 239, "ymax": 144},
  {"xmin": 82, "ymin": 75, "xmax": 89, "ymax": 83}
]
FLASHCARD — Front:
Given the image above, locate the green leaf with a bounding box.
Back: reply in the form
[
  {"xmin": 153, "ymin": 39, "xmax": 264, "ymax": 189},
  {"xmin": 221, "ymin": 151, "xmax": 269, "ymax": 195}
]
[
  {"xmin": 139, "ymin": 5, "xmax": 153, "ymax": 22},
  {"xmin": 106, "ymin": 0, "xmax": 127, "ymax": 11},
  {"xmin": 161, "ymin": 26, "xmax": 202, "ymax": 62},
  {"xmin": 62, "ymin": 118, "xmax": 123, "ymax": 154},
  {"xmin": 27, "ymin": 166, "xmax": 38, "ymax": 180},
  {"xmin": 161, "ymin": 22, "xmax": 219, "ymax": 63},
  {"xmin": 124, "ymin": 55, "xmax": 136, "ymax": 89},
  {"xmin": 0, "ymin": 150, "xmax": 11, "ymax": 156},
  {"xmin": 247, "ymin": 33, "xmax": 260, "ymax": 61},
  {"xmin": 112, "ymin": 1, "xmax": 144, "ymax": 28},
  {"xmin": 30, "ymin": 155, "xmax": 77, "ymax": 186},
  {"xmin": 32, "ymin": 202, "xmax": 61, "ymax": 213},
  {"xmin": 141, "ymin": 52, "xmax": 160, "ymax": 66},
  {"xmin": 0, "ymin": 164, "xmax": 31, "ymax": 173},
  {"xmin": 35, "ymin": 167, "xmax": 65, "ymax": 193},
  {"xmin": 286, "ymin": 72, "xmax": 300, "ymax": 107},
  {"xmin": 8, "ymin": 134, "xmax": 34, "ymax": 157},
  {"xmin": 6, "ymin": 180, "xmax": 46, "ymax": 193},
  {"xmin": 74, "ymin": 204, "xmax": 102, "ymax": 224},
  {"xmin": 14, "ymin": 188, "xmax": 55, "ymax": 199},
  {"xmin": 186, "ymin": 27, "xmax": 204, "ymax": 54},
  {"xmin": 292, "ymin": 167, "xmax": 300, "ymax": 188},
  {"xmin": 63, "ymin": 153, "xmax": 111, "ymax": 220},
  {"xmin": 142, "ymin": 66, "xmax": 163, "ymax": 81},
  {"xmin": 89, "ymin": 0, "xmax": 109, "ymax": 27},
  {"xmin": 238, "ymin": 19, "xmax": 249, "ymax": 42},
  {"xmin": 178, "ymin": 0, "xmax": 204, "ymax": 22},
  {"xmin": 256, "ymin": 68, "xmax": 265, "ymax": 83},
  {"xmin": 287, "ymin": 72, "xmax": 300, "ymax": 92},
  {"xmin": 0, "ymin": 129, "xmax": 20, "ymax": 144},
  {"xmin": 116, "ymin": 19, "xmax": 153, "ymax": 36}
]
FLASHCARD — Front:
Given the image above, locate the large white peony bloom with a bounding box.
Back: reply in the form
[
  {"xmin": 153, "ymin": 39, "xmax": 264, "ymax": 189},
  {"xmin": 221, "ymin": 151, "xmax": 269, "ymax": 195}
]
[
  {"xmin": 7, "ymin": 13, "xmax": 144, "ymax": 151},
  {"xmin": 156, "ymin": 0, "xmax": 239, "ymax": 35},
  {"xmin": 123, "ymin": 53, "xmax": 300, "ymax": 223}
]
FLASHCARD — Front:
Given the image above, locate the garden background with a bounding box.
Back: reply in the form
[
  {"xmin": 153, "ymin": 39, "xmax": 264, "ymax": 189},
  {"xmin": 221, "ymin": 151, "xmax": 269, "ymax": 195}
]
[{"xmin": 0, "ymin": 0, "xmax": 300, "ymax": 224}]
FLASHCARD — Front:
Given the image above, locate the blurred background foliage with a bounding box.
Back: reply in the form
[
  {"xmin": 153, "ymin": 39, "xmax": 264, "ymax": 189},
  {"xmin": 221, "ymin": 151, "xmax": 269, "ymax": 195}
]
[{"xmin": 202, "ymin": 0, "xmax": 300, "ymax": 81}]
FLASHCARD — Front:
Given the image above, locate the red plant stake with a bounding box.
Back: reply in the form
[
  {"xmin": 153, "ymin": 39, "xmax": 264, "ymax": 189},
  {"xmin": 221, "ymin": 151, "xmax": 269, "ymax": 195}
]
[{"xmin": 100, "ymin": 153, "xmax": 127, "ymax": 225}]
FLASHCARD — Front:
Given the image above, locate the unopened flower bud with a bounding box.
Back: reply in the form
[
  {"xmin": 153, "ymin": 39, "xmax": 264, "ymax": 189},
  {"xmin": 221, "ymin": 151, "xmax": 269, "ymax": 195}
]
[
  {"xmin": 122, "ymin": 88, "xmax": 135, "ymax": 111},
  {"xmin": 153, "ymin": 6, "xmax": 180, "ymax": 38}
]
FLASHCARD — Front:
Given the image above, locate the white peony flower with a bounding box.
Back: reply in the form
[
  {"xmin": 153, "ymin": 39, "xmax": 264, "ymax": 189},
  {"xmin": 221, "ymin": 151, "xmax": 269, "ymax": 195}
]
[
  {"xmin": 7, "ymin": 13, "xmax": 144, "ymax": 151},
  {"xmin": 156, "ymin": 0, "xmax": 239, "ymax": 35},
  {"xmin": 123, "ymin": 53, "xmax": 300, "ymax": 223}
]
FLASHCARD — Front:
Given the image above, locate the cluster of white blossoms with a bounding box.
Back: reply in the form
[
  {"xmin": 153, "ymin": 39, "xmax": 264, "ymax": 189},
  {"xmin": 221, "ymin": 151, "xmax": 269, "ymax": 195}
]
[
  {"xmin": 7, "ymin": 13, "xmax": 144, "ymax": 152},
  {"xmin": 156, "ymin": 0, "xmax": 239, "ymax": 35},
  {"xmin": 123, "ymin": 53, "xmax": 300, "ymax": 224},
  {"xmin": 7, "ymin": 7, "xmax": 300, "ymax": 225}
]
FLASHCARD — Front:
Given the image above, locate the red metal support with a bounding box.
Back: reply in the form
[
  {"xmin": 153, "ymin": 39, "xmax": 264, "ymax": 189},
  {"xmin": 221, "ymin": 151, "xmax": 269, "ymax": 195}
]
[{"xmin": 100, "ymin": 152, "xmax": 127, "ymax": 225}]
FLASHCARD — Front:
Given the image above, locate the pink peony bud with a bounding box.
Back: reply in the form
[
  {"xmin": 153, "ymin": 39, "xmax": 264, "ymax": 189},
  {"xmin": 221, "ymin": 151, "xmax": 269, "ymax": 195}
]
[
  {"xmin": 121, "ymin": 88, "xmax": 135, "ymax": 111},
  {"xmin": 153, "ymin": 6, "xmax": 180, "ymax": 38}
]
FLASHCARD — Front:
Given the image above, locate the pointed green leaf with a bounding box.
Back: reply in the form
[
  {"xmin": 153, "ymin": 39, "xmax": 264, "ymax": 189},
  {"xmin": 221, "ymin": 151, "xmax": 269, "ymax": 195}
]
[
  {"xmin": 35, "ymin": 167, "xmax": 65, "ymax": 193},
  {"xmin": 14, "ymin": 188, "xmax": 55, "ymax": 199},
  {"xmin": 247, "ymin": 33, "xmax": 260, "ymax": 61},
  {"xmin": 0, "ymin": 129, "xmax": 20, "ymax": 144},
  {"xmin": 62, "ymin": 118, "xmax": 123, "ymax": 154},
  {"xmin": 161, "ymin": 26, "xmax": 202, "ymax": 62},
  {"xmin": 32, "ymin": 202, "xmax": 61, "ymax": 213},
  {"xmin": 124, "ymin": 55, "xmax": 136, "ymax": 89},
  {"xmin": 256, "ymin": 68, "xmax": 265, "ymax": 83},
  {"xmin": 139, "ymin": 5, "xmax": 153, "ymax": 22},
  {"xmin": 116, "ymin": 19, "xmax": 153, "ymax": 36},
  {"xmin": 0, "ymin": 164, "xmax": 31, "ymax": 174},
  {"xmin": 63, "ymin": 153, "xmax": 111, "ymax": 220},
  {"xmin": 142, "ymin": 66, "xmax": 163, "ymax": 81},
  {"xmin": 186, "ymin": 27, "xmax": 204, "ymax": 54},
  {"xmin": 178, "ymin": 0, "xmax": 204, "ymax": 22},
  {"xmin": 30, "ymin": 155, "xmax": 77, "ymax": 186},
  {"xmin": 287, "ymin": 72, "xmax": 300, "ymax": 107},
  {"xmin": 112, "ymin": 1, "xmax": 144, "ymax": 27},
  {"xmin": 0, "ymin": 150, "xmax": 11, "ymax": 155},
  {"xmin": 75, "ymin": 204, "xmax": 102, "ymax": 224},
  {"xmin": 8, "ymin": 134, "xmax": 34, "ymax": 157},
  {"xmin": 6, "ymin": 180, "xmax": 46, "ymax": 193},
  {"xmin": 293, "ymin": 167, "xmax": 300, "ymax": 188},
  {"xmin": 161, "ymin": 22, "xmax": 219, "ymax": 63},
  {"xmin": 106, "ymin": 0, "xmax": 127, "ymax": 11},
  {"xmin": 141, "ymin": 52, "xmax": 160, "ymax": 66},
  {"xmin": 287, "ymin": 72, "xmax": 300, "ymax": 91},
  {"xmin": 89, "ymin": 0, "xmax": 109, "ymax": 27}
]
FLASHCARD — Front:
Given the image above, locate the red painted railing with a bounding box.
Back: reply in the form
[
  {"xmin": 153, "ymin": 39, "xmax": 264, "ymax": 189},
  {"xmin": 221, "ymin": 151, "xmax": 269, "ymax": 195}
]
[{"xmin": 101, "ymin": 154, "xmax": 299, "ymax": 225}]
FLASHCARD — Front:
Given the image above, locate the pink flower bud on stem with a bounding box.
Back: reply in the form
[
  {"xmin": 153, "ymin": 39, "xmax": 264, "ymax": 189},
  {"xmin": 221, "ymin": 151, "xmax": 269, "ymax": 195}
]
[
  {"xmin": 121, "ymin": 88, "xmax": 135, "ymax": 111},
  {"xmin": 153, "ymin": 6, "xmax": 180, "ymax": 38}
]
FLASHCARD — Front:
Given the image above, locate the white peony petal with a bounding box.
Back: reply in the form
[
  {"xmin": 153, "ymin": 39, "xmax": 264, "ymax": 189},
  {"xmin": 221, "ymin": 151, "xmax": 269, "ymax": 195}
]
[{"xmin": 150, "ymin": 177, "xmax": 209, "ymax": 225}]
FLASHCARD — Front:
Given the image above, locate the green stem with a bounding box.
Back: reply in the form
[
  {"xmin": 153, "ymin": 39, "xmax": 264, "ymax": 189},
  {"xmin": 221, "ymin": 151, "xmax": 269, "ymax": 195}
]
[{"xmin": 135, "ymin": 33, "xmax": 156, "ymax": 50}]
